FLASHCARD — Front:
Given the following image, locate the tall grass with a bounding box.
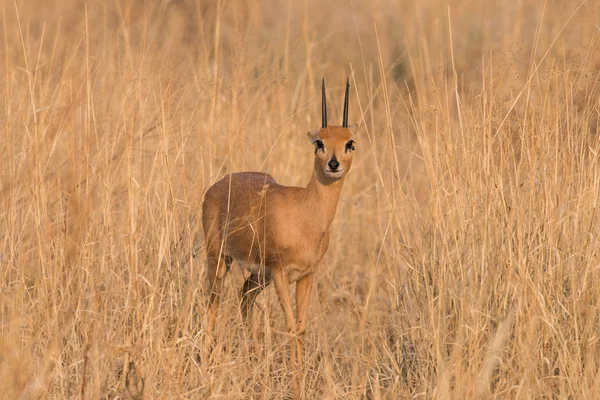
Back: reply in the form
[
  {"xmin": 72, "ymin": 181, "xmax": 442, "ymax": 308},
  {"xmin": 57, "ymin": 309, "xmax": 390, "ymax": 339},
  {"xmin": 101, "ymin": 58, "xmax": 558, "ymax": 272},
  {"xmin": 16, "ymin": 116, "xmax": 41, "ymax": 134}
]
[{"xmin": 1, "ymin": 0, "xmax": 600, "ymax": 398}]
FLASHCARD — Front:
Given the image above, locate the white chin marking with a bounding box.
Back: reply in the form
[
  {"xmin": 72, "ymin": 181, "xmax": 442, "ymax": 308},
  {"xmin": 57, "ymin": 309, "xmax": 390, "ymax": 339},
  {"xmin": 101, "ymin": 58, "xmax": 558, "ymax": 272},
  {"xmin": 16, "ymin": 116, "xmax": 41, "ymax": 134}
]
[{"xmin": 325, "ymin": 170, "xmax": 344, "ymax": 179}]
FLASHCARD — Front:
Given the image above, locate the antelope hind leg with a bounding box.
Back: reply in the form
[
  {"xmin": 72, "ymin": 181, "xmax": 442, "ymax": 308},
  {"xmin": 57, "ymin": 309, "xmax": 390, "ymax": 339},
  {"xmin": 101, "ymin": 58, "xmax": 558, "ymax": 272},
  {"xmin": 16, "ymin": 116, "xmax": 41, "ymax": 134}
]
[
  {"xmin": 204, "ymin": 255, "xmax": 231, "ymax": 357},
  {"xmin": 240, "ymin": 269, "xmax": 271, "ymax": 354}
]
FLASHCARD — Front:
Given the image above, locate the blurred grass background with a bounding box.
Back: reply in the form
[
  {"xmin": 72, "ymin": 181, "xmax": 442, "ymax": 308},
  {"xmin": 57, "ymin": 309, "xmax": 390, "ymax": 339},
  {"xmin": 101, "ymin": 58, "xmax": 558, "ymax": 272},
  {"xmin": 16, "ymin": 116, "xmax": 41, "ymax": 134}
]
[{"xmin": 1, "ymin": 0, "xmax": 600, "ymax": 398}]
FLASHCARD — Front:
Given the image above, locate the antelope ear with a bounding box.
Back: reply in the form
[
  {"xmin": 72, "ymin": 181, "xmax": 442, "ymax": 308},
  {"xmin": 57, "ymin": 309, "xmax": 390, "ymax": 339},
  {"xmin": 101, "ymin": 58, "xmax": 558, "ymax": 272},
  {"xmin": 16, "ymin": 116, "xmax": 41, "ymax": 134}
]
[
  {"xmin": 348, "ymin": 124, "xmax": 358, "ymax": 136},
  {"xmin": 307, "ymin": 130, "xmax": 320, "ymax": 143}
]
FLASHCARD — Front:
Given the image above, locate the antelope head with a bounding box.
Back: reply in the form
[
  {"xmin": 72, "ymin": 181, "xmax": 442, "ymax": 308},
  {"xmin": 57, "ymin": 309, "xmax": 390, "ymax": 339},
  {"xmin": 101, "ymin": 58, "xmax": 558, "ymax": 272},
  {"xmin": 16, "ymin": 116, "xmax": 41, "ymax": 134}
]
[{"xmin": 308, "ymin": 78, "xmax": 358, "ymax": 181}]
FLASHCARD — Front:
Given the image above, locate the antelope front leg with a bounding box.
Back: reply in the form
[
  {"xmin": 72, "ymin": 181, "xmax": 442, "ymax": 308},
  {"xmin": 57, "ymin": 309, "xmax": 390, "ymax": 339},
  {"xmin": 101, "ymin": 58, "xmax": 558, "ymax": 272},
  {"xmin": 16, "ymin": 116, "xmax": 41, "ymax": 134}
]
[
  {"xmin": 295, "ymin": 273, "xmax": 314, "ymax": 366},
  {"xmin": 271, "ymin": 267, "xmax": 300, "ymax": 398}
]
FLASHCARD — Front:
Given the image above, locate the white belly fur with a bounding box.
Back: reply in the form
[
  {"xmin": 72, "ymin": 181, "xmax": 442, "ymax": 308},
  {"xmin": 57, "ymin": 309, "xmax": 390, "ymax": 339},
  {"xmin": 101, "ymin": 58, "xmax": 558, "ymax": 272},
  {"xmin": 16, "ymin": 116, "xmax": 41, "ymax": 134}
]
[
  {"xmin": 285, "ymin": 263, "xmax": 315, "ymax": 284},
  {"xmin": 235, "ymin": 259, "xmax": 314, "ymax": 284}
]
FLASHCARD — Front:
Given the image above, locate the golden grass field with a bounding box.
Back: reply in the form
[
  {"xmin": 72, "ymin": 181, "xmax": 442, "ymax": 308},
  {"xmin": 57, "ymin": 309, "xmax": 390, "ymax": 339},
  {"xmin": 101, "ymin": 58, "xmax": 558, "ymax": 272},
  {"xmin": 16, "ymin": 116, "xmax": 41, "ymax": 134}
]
[{"xmin": 2, "ymin": 0, "xmax": 600, "ymax": 398}]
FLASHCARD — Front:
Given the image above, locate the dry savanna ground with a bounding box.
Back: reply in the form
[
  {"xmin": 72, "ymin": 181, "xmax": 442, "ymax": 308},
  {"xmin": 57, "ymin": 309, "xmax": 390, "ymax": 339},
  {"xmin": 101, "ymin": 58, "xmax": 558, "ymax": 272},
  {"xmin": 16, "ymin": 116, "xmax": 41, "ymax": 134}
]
[{"xmin": 1, "ymin": 0, "xmax": 600, "ymax": 398}]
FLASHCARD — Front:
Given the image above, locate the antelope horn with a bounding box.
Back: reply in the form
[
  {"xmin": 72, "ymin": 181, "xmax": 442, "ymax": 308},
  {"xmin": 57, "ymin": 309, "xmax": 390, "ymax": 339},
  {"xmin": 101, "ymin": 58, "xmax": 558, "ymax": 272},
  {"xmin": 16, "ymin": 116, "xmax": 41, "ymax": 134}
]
[
  {"xmin": 322, "ymin": 78, "xmax": 328, "ymax": 128},
  {"xmin": 342, "ymin": 78, "xmax": 350, "ymax": 128}
]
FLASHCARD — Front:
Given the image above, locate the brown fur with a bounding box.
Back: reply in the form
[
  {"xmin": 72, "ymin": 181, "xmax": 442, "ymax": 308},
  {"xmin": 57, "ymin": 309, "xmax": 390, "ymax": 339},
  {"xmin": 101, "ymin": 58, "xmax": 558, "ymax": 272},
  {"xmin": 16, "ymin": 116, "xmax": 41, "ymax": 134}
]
[{"xmin": 202, "ymin": 124, "xmax": 357, "ymax": 396}]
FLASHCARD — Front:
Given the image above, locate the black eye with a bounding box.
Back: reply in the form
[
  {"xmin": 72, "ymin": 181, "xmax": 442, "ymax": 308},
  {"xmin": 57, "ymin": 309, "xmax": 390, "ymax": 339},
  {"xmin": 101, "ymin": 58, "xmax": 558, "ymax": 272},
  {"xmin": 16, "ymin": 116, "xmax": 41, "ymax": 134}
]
[
  {"xmin": 345, "ymin": 140, "xmax": 355, "ymax": 152},
  {"xmin": 314, "ymin": 140, "xmax": 324, "ymax": 154}
]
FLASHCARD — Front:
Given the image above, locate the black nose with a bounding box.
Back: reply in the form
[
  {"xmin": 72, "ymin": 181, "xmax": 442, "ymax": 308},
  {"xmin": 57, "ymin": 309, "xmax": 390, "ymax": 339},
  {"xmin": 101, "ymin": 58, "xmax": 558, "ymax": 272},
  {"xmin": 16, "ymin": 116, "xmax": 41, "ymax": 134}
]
[{"xmin": 328, "ymin": 157, "xmax": 339, "ymax": 171}]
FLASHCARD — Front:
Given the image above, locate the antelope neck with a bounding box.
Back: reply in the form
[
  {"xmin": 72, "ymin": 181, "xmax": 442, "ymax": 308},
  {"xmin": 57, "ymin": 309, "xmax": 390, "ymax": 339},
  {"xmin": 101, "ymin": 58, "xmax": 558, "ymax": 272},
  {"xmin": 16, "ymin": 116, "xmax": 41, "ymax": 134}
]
[{"xmin": 302, "ymin": 162, "xmax": 345, "ymax": 230}]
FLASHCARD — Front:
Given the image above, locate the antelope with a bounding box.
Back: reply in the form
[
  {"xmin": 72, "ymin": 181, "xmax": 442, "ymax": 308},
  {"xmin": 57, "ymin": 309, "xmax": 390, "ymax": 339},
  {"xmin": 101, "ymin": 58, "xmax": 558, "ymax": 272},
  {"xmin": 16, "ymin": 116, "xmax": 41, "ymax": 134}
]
[{"xmin": 202, "ymin": 78, "xmax": 357, "ymax": 394}]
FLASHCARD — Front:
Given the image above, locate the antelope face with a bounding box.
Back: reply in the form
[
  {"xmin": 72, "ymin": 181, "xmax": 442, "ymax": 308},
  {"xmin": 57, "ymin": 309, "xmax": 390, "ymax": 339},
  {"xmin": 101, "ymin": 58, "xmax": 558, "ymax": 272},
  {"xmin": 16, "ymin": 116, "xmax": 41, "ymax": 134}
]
[
  {"xmin": 308, "ymin": 77, "xmax": 358, "ymax": 180},
  {"xmin": 308, "ymin": 125, "xmax": 358, "ymax": 180}
]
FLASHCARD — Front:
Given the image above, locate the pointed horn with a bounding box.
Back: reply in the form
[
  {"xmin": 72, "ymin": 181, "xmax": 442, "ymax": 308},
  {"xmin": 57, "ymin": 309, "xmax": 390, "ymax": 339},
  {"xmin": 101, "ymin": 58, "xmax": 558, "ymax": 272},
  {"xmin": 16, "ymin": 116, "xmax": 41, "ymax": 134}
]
[
  {"xmin": 342, "ymin": 77, "xmax": 350, "ymax": 128},
  {"xmin": 322, "ymin": 78, "xmax": 327, "ymax": 128}
]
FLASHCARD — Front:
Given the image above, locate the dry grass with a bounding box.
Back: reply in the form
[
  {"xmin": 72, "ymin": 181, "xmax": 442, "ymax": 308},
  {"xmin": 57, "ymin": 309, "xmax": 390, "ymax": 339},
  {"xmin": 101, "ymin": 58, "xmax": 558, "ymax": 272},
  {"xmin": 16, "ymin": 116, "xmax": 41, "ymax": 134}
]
[{"xmin": 1, "ymin": 0, "xmax": 600, "ymax": 398}]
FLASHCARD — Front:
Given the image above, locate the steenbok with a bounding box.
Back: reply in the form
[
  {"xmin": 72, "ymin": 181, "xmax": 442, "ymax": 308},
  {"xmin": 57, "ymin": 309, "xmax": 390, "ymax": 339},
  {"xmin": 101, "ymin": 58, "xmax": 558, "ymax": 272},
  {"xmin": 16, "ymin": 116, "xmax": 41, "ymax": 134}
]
[{"xmin": 202, "ymin": 78, "xmax": 357, "ymax": 396}]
